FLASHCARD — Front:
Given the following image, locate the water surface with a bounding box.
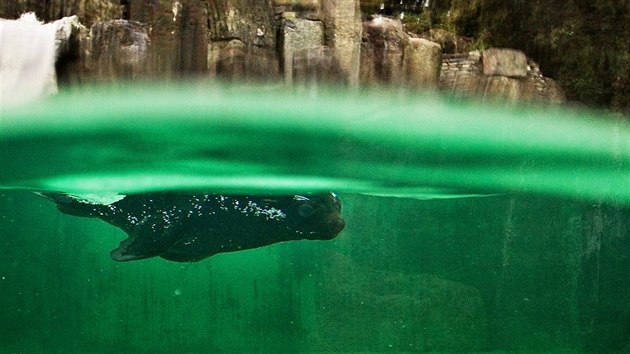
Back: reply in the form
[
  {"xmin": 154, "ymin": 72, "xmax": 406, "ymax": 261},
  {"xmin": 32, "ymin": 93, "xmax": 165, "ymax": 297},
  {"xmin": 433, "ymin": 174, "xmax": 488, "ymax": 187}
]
[{"xmin": 2, "ymin": 84, "xmax": 630, "ymax": 201}]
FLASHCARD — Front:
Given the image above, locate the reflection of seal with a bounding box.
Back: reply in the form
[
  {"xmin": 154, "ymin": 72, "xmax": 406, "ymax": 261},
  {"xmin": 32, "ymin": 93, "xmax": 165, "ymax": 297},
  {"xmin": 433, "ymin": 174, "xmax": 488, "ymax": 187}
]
[{"xmin": 40, "ymin": 192, "xmax": 345, "ymax": 262}]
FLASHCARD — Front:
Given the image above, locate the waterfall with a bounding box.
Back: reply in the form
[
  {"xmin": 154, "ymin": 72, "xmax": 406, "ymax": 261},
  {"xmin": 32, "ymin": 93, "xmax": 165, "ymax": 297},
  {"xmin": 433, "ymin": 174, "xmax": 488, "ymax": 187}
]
[{"xmin": 0, "ymin": 13, "xmax": 58, "ymax": 110}]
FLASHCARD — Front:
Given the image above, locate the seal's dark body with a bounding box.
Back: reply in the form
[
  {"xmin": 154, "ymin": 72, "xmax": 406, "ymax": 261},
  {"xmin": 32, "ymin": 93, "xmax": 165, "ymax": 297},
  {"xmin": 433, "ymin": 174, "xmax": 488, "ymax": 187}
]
[{"xmin": 43, "ymin": 192, "xmax": 345, "ymax": 262}]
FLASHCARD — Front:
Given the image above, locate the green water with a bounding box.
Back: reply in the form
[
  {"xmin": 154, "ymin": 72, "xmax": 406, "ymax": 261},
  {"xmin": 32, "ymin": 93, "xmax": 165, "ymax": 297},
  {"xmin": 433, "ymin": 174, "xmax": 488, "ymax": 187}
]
[{"xmin": 1, "ymin": 85, "xmax": 630, "ymax": 352}]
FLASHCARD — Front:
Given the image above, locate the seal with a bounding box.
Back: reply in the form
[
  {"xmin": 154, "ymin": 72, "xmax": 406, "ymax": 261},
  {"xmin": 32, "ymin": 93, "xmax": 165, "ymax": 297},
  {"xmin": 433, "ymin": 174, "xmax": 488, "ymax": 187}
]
[{"xmin": 39, "ymin": 192, "xmax": 345, "ymax": 262}]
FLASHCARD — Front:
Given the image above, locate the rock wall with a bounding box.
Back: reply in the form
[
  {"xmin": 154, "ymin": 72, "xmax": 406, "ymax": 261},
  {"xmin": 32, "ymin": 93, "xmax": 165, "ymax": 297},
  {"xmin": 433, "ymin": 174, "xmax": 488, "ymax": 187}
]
[
  {"xmin": 360, "ymin": 16, "xmax": 441, "ymax": 88},
  {"xmin": 89, "ymin": 20, "xmax": 150, "ymax": 80},
  {"xmin": 1, "ymin": 0, "xmax": 565, "ymax": 103}
]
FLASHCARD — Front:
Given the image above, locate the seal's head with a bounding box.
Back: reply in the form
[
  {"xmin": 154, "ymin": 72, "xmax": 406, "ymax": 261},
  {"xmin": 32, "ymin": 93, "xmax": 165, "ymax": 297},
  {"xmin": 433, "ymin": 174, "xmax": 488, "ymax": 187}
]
[{"xmin": 283, "ymin": 192, "xmax": 345, "ymax": 240}]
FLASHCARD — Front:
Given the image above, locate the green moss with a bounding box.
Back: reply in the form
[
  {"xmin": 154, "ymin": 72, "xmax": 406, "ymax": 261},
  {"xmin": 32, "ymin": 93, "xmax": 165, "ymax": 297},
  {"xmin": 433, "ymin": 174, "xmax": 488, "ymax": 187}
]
[{"xmin": 401, "ymin": 11, "xmax": 433, "ymax": 34}]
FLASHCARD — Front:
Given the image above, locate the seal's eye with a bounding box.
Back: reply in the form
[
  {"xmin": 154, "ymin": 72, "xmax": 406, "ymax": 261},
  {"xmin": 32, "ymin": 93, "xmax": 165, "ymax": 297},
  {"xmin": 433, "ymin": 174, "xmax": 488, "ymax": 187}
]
[{"xmin": 297, "ymin": 203, "xmax": 314, "ymax": 218}]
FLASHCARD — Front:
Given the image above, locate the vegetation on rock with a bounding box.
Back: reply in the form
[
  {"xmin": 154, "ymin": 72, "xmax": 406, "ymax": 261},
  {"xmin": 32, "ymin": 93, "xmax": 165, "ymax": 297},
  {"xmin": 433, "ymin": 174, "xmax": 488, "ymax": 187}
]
[{"xmin": 363, "ymin": 0, "xmax": 630, "ymax": 113}]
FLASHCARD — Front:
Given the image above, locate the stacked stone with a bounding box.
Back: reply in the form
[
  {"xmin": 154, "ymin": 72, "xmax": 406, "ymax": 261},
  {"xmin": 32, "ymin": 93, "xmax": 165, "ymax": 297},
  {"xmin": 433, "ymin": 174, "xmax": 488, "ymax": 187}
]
[
  {"xmin": 439, "ymin": 48, "xmax": 565, "ymax": 104},
  {"xmin": 526, "ymin": 60, "xmax": 565, "ymax": 104},
  {"xmin": 440, "ymin": 51, "xmax": 482, "ymax": 76},
  {"xmin": 439, "ymin": 51, "xmax": 483, "ymax": 98}
]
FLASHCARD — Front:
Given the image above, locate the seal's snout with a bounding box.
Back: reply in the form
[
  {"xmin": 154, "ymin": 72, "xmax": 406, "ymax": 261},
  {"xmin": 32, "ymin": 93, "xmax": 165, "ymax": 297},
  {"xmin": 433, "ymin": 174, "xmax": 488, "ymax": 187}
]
[
  {"xmin": 331, "ymin": 192, "xmax": 342, "ymax": 212},
  {"xmin": 331, "ymin": 216, "xmax": 345, "ymax": 235},
  {"xmin": 323, "ymin": 192, "xmax": 345, "ymax": 238}
]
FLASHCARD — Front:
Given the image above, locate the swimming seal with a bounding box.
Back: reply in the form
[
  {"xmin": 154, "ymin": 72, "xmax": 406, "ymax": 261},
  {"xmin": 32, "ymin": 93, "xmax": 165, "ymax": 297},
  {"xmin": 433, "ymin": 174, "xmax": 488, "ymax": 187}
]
[{"xmin": 39, "ymin": 192, "xmax": 345, "ymax": 262}]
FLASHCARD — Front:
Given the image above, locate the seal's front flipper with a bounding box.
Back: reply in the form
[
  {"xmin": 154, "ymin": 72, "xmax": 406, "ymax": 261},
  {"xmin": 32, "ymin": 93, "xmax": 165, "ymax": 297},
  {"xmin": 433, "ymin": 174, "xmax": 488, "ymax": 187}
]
[
  {"xmin": 110, "ymin": 242, "xmax": 154, "ymax": 262},
  {"xmin": 159, "ymin": 235, "xmax": 216, "ymax": 262},
  {"xmin": 110, "ymin": 229, "xmax": 180, "ymax": 262}
]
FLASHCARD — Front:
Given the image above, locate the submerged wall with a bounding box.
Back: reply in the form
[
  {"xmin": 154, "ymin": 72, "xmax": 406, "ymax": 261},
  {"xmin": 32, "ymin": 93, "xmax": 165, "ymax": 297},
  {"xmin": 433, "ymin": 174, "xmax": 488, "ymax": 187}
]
[{"xmin": 1, "ymin": 191, "xmax": 629, "ymax": 352}]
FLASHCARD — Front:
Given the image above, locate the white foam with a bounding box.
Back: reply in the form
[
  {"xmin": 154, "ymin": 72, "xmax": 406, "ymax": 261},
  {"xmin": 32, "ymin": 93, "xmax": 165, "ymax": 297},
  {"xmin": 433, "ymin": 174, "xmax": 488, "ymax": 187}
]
[{"xmin": 69, "ymin": 193, "xmax": 127, "ymax": 206}]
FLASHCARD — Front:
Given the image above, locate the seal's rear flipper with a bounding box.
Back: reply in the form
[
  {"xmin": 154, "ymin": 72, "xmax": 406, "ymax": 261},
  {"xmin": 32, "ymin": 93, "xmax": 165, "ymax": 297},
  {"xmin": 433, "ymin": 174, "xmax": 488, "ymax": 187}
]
[{"xmin": 35, "ymin": 192, "xmax": 103, "ymax": 218}]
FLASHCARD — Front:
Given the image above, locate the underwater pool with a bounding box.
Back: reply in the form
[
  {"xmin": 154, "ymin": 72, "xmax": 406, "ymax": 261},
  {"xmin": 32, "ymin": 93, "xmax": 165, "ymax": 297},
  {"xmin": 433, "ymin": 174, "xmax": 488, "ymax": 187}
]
[{"xmin": 1, "ymin": 86, "xmax": 629, "ymax": 352}]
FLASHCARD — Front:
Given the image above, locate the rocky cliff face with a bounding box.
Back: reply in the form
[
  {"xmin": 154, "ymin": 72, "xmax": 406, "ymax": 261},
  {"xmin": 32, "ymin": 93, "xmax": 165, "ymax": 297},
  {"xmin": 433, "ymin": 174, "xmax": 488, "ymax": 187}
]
[
  {"xmin": 1, "ymin": 0, "xmax": 566, "ymax": 105},
  {"xmin": 2, "ymin": 1, "xmax": 626, "ymax": 110}
]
